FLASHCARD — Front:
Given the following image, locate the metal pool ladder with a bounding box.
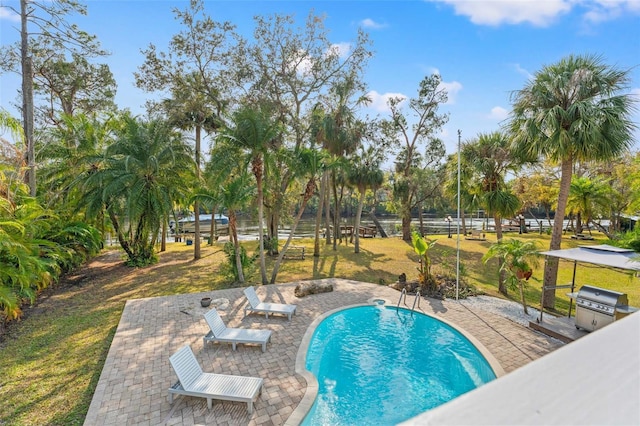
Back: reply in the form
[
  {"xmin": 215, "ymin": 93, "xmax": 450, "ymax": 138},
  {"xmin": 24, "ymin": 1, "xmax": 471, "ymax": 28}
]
[
  {"xmin": 396, "ymin": 288, "xmax": 407, "ymax": 311},
  {"xmin": 396, "ymin": 288, "xmax": 421, "ymax": 315},
  {"xmin": 410, "ymin": 289, "xmax": 421, "ymax": 315}
]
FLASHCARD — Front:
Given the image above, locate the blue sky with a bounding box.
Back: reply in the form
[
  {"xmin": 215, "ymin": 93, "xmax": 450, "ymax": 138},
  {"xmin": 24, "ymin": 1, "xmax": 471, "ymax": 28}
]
[{"xmin": 1, "ymin": 0, "xmax": 639, "ymax": 154}]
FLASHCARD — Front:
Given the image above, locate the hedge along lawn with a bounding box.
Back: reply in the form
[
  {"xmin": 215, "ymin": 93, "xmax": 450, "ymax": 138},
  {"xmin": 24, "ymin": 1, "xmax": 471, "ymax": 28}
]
[{"xmin": 0, "ymin": 233, "xmax": 638, "ymax": 425}]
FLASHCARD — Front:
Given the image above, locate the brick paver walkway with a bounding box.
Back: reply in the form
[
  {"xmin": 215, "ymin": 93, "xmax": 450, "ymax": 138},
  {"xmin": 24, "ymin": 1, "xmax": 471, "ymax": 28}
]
[{"xmin": 84, "ymin": 279, "xmax": 563, "ymax": 425}]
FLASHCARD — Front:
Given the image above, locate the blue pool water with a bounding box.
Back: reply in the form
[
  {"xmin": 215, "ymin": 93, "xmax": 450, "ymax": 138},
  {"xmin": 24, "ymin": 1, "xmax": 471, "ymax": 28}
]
[{"xmin": 302, "ymin": 305, "xmax": 497, "ymax": 425}]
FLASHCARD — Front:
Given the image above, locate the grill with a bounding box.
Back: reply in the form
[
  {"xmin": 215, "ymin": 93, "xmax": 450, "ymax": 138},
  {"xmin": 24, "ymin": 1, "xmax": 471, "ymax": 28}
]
[{"xmin": 575, "ymin": 285, "xmax": 629, "ymax": 332}]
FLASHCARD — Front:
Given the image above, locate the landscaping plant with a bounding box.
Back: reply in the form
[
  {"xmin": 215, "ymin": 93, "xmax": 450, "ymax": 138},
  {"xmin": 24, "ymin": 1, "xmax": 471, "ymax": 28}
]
[{"xmin": 483, "ymin": 238, "xmax": 540, "ymax": 314}]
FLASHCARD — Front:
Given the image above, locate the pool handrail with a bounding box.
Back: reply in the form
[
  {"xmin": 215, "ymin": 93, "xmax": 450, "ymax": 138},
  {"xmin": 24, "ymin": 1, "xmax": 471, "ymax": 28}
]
[
  {"xmin": 411, "ymin": 289, "xmax": 421, "ymax": 315},
  {"xmin": 397, "ymin": 288, "xmax": 407, "ymax": 311}
]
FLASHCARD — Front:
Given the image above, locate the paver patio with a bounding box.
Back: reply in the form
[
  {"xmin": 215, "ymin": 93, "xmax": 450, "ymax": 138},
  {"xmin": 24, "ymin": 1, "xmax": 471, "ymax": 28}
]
[{"xmin": 84, "ymin": 279, "xmax": 564, "ymax": 425}]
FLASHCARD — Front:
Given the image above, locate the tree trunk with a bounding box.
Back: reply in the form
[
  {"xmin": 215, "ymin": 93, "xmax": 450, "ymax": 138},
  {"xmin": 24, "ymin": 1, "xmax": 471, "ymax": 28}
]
[
  {"xmin": 20, "ymin": 0, "xmax": 36, "ymax": 196},
  {"xmin": 402, "ymin": 210, "xmax": 412, "ymax": 241},
  {"xmin": 528, "ymin": 209, "xmax": 543, "ymax": 235},
  {"xmin": 332, "ymin": 171, "xmax": 339, "ymax": 251},
  {"xmin": 229, "ymin": 212, "xmax": 244, "ymax": 283},
  {"xmin": 418, "ymin": 205, "xmax": 424, "ymax": 236},
  {"xmin": 193, "ymin": 125, "xmax": 202, "ymax": 260},
  {"xmin": 161, "ymin": 220, "xmax": 166, "ymax": 252},
  {"xmin": 543, "ymin": 157, "xmax": 573, "ymax": 309},
  {"xmin": 314, "ymin": 171, "xmax": 327, "ymax": 256},
  {"xmin": 266, "ymin": 210, "xmax": 279, "ymax": 255},
  {"xmin": 354, "ymin": 189, "xmax": 365, "ymax": 253},
  {"xmin": 368, "ymin": 208, "xmax": 388, "ymax": 238},
  {"xmin": 575, "ymin": 212, "xmax": 583, "ymax": 234},
  {"xmin": 270, "ymin": 180, "xmax": 314, "ymax": 283},
  {"xmin": 255, "ymin": 158, "xmax": 268, "ymax": 285},
  {"xmin": 324, "ymin": 174, "xmax": 332, "ymax": 245},
  {"xmin": 108, "ymin": 209, "xmax": 134, "ymax": 259},
  {"xmin": 193, "ymin": 201, "xmax": 201, "ymax": 258},
  {"xmin": 495, "ymin": 215, "xmax": 507, "ymax": 295},
  {"xmin": 592, "ymin": 220, "xmax": 614, "ymax": 238},
  {"xmin": 209, "ymin": 209, "xmax": 215, "ymax": 246},
  {"xmin": 461, "ymin": 210, "xmax": 467, "ymax": 236},
  {"xmin": 519, "ymin": 280, "xmax": 529, "ymax": 315}
]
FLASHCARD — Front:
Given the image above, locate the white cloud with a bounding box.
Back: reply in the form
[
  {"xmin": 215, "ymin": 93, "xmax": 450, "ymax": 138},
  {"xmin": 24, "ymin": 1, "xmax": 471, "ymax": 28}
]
[
  {"xmin": 365, "ymin": 90, "xmax": 407, "ymax": 112},
  {"xmin": 360, "ymin": 18, "xmax": 387, "ymax": 29},
  {"xmin": 0, "ymin": 7, "xmax": 20, "ymax": 22},
  {"xmin": 327, "ymin": 42, "xmax": 351, "ymax": 59},
  {"xmin": 584, "ymin": 0, "xmax": 640, "ymax": 23},
  {"xmin": 288, "ymin": 50, "xmax": 313, "ymax": 75},
  {"xmin": 439, "ymin": 80, "xmax": 463, "ymax": 104},
  {"xmin": 430, "ymin": 0, "xmax": 640, "ymax": 27},
  {"xmin": 488, "ymin": 106, "xmax": 509, "ymax": 120},
  {"xmin": 430, "ymin": 0, "xmax": 572, "ymax": 26},
  {"xmin": 630, "ymin": 88, "xmax": 640, "ymax": 101}
]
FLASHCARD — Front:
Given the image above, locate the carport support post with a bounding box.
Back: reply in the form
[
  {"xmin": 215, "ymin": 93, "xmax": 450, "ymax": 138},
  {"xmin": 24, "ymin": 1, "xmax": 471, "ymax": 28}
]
[
  {"xmin": 568, "ymin": 261, "xmax": 577, "ymax": 318},
  {"xmin": 538, "ymin": 255, "xmax": 547, "ymax": 323},
  {"xmin": 539, "ymin": 283, "xmax": 545, "ymax": 323}
]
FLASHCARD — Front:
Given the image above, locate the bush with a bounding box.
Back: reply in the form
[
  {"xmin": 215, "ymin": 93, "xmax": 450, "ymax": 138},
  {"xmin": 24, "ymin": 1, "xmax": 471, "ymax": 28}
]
[
  {"xmin": 610, "ymin": 228, "xmax": 640, "ymax": 252},
  {"xmin": 222, "ymin": 242, "xmax": 257, "ymax": 282}
]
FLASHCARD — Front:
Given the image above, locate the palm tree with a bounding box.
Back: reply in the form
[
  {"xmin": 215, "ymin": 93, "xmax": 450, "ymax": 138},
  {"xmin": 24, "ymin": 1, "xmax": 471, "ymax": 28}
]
[
  {"xmin": 462, "ymin": 132, "xmax": 522, "ymax": 294},
  {"xmin": 315, "ymin": 77, "xmax": 367, "ymax": 251},
  {"xmin": 162, "ymin": 72, "xmax": 222, "ymax": 260},
  {"xmin": 0, "ymin": 112, "xmax": 104, "ymax": 327},
  {"xmin": 509, "ymin": 54, "xmax": 636, "ymax": 309},
  {"xmin": 76, "ymin": 116, "xmax": 193, "ymax": 265},
  {"xmin": 348, "ymin": 147, "xmax": 384, "ymax": 253},
  {"xmin": 219, "ymin": 106, "xmax": 280, "ymax": 285},
  {"xmin": 0, "ymin": 175, "xmax": 51, "ymax": 324},
  {"xmin": 38, "ymin": 114, "xmax": 114, "ymax": 222},
  {"xmin": 483, "ymin": 239, "xmax": 540, "ymax": 314},
  {"xmin": 217, "ymin": 172, "xmax": 255, "ymax": 283},
  {"xmin": 567, "ymin": 176, "xmax": 610, "ymax": 235},
  {"xmin": 270, "ymin": 148, "xmax": 325, "ymax": 283}
]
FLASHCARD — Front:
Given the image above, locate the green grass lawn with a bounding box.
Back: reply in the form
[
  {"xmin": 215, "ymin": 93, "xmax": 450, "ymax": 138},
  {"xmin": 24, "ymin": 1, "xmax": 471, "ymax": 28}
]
[{"xmin": 0, "ymin": 232, "xmax": 638, "ymax": 425}]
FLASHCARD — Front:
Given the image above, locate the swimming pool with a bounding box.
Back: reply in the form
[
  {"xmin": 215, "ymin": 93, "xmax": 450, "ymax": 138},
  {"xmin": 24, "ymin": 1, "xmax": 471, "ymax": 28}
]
[{"xmin": 301, "ymin": 305, "xmax": 498, "ymax": 425}]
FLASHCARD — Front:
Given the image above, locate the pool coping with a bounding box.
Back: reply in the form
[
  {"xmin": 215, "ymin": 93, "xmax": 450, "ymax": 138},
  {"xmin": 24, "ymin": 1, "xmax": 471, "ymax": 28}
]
[{"xmin": 285, "ymin": 296, "xmax": 506, "ymax": 425}]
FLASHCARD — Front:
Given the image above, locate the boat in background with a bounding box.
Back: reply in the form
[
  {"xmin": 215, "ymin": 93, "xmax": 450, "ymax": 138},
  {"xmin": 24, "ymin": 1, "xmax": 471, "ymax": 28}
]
[{"xmin": 175, "ymin": 214, "xmax": 229, "ymax": 235}]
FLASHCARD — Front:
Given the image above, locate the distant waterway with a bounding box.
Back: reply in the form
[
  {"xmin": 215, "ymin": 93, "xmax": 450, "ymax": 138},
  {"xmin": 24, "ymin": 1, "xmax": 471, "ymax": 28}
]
[
  {"xmin": 106, "ymin": 215, "xmax": 599, "ymax": 246},
  {"xmin": 233, "ymin": 215, "xmax": 493, "ymax": 241},
  {"xmin": 232, "ymin": 216, "xmax": 602, "ymax": 241}
]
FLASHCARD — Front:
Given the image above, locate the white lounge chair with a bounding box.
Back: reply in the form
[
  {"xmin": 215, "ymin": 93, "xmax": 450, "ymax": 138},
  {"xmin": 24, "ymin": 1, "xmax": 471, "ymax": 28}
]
[
  {"xmin": 203, "ymin": 308, "xmax": 272, "ymax": 352},
  {"xmin": 243, "ymin": 286, "xmax": 297, "ymax": 321},
  {"xmin": 168, "ymin": 345, "xmax": 263, "ymax": 413}
]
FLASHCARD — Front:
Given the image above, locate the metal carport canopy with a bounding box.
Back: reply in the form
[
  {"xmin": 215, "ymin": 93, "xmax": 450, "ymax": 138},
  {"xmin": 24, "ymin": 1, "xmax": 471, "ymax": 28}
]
[
  {"xmin": 539, "ymin": 244, "xmax": 640, "ymax": 271},
  {"xmin": 538, "ymin": 244, "xmax": 640, "ymax": 322}
]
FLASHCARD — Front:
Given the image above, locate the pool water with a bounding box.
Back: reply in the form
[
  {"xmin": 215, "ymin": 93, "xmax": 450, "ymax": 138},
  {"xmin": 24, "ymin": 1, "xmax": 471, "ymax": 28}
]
[{"xmin": 302, "ymin": 305, "xmax": 497, "ymax": 425}]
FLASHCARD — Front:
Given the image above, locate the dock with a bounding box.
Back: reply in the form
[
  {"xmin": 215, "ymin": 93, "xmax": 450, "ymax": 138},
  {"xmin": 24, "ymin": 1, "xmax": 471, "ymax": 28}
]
[{"xmin": 328, "ymin": 225, "xmax": 377, "ymax": 238}]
